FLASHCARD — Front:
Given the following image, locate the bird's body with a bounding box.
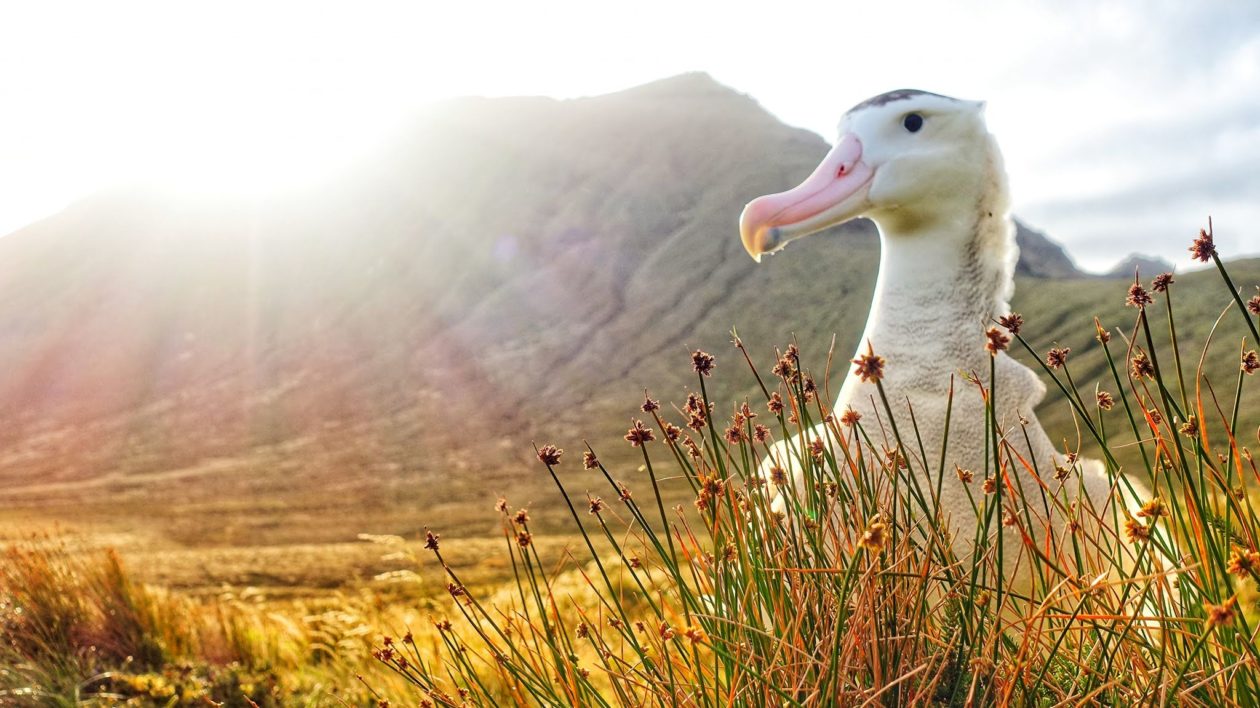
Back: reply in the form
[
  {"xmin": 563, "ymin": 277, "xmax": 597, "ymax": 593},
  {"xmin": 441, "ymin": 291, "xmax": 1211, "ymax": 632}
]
[{"xmin": 739, "ymin": 90, "xmax": 1159, "ymax": 595}]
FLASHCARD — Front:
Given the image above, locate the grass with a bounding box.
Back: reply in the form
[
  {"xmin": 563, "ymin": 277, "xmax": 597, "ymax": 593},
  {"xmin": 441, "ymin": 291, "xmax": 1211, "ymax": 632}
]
[
  {"xmin": 3, "ymin": 224, "xmax": 1259, "ymax": 705},
  {"xmin": 371, "ymin": 223, "xmax": 1260, "ymax": 705}
]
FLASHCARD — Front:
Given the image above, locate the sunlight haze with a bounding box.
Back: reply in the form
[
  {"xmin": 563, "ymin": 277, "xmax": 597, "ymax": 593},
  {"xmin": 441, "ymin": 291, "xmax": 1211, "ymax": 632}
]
[{"xmin": 2, "ymin": 0, "xmax": 1257, "ymax": 270}]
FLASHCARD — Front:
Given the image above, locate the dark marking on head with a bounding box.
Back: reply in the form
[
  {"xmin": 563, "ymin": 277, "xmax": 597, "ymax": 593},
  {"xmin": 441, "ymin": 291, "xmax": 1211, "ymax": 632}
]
[{"xmin": 845, "ymin": 89, "xmax": 959, "ymax": 115}]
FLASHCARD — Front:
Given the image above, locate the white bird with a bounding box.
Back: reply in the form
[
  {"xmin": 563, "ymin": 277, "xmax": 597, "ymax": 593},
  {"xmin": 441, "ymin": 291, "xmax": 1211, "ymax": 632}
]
[{"xmin": 739, "ymin": 90, "xmax": 1169, "ymax": 599}]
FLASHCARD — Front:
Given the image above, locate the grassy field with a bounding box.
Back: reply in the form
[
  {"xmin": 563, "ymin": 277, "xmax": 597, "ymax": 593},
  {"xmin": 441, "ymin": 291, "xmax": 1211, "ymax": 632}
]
[{"xmin": 4, "ymin": 237, "xmax": 1260, "ymax": 704}]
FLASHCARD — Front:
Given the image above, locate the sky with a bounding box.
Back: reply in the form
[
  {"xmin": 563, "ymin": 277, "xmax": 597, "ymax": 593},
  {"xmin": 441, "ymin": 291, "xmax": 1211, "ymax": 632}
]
[{"xmin": 2, "ymin": 0, "xmax": 1257, "ymax": 272}]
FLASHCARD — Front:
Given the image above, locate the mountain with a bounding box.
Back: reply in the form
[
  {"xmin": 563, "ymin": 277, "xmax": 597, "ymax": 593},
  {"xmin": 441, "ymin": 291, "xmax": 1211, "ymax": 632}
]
[
  {"xmin": 1013, "ymin": 220, "xmax": 1083, "ymax": 278},
  {"xmin": 1104, "ymin": 253, "xmax": 1175, "ymax": 278},
  {"xmin": 0, "ymin": 73, "xmax": 1253, "ymax": 548}
]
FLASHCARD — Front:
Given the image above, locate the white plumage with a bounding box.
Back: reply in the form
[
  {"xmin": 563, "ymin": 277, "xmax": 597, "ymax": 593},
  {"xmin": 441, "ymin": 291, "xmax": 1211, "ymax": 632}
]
[{"xmin": 739, "ymin": 90, "xmax": 1168, "ymax": 596}]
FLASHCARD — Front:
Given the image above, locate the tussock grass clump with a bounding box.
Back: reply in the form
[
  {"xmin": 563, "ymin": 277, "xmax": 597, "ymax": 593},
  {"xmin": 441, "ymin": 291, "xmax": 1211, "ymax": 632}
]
[
  {"xmin": 0, "ymin": 537, "xmax": 411, "ymax": 705},
  {"xmin": 378, "ymin": 223, "xmax": 1260, "ymax": 705}
]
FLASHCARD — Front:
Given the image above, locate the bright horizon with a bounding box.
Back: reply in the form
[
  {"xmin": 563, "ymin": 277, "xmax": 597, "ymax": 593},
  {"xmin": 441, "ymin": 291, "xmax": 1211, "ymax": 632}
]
[{"xmin": 3, "ymin": 0, "xmax": 1258, "ymax": 272}]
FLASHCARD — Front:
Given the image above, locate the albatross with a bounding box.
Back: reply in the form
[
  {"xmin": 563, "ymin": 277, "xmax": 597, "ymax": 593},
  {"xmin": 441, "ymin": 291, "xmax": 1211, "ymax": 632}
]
[{"xmin": 739, "ymin": 89, "xmax": 1170, "ymax": 597}]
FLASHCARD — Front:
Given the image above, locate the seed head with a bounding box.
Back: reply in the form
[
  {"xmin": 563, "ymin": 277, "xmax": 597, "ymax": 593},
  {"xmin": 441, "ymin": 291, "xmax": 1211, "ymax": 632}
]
[
  {"xmin": 753, "ymin": 424, "xmax": 771, "ymax": 442},
  {"xmin": 1131, "ymin": 352, "xmax": 1155, "ymax": 379},
  {"xmin": 840, "ymin": 407, "xmax": 862, "ymax": 427},
  {"xmin": 1152, "ymin": 272, "xmax": 1174, "ymax": 292},
  {"xmin": 1127, "ymin": 281, "xmax": 1153, "ymax": 309},
  {"xmin": 683, "ymin": 625, "xmax": 707, "ymax": 644},
  {"xmin": 1179, "ymin": 416, "xmax": 1199, "ymax": 438},
  {"xmin": 1243, "ymin": 350, "xmax": 1258, "ymax": 375},
  {"xmin": 516, "ymin": 530, "xmax": 532, "ymax": 547},
  {"xmin": 662, "ymin": 422, "xmax": 682, "ymax": 441},
  {"xmin": 1227, "ymin": 546, "xmax": 1260, "ymax": 577},
  {"xmin": 1136, "ymin": 498, "xmax": 1169, "ymax": 519},
  {"xmin": 810, "ymin": 437, "xmax": 827, "ymax": 461},
  {"xmin": 495, "ymin": 498, "xmax": 508, "ymax": 513},
  {"xmin": 723, "ymin": 423, "xmax": 746, "ymax": 444},
  {"xmin": 641, "ymin": 393, "xmax": 660, "ymax": 413},
  {"xmin": 1147, "ymin": 408, "xmax": 1163, "ymax": 425},
  {"xmin": 1124, "ymin": 518, "xmax": 1151, "ymax": 543},
  {"xmin": 985, "ymin": 327, "xmax": 1009, "ymax": 354},
  {"xmin": 514, "ymin": 508, "xmax": 530, "ymax": 525},
  {"xmin": 575, "ymin": 622, "xmax": 589, "ymax": 639},
  {"xmin": 691, "ymin": 350, "xmax": 715, "ymax": 376},
  {"xmin": 423, "ymin": 529, "xmax": 440, "ymax": 552},
  {"xmin": 859, "ymin": 514, "xmax": 887, "ymax": 552},
  {"xmin": 1190, "ymin": 228, "xmax": 1216, "ymax": 263},
  {"xmin": 582, "ymin": 451, "xmax": 599, "ymax": 469},
  {"xmin": 1097, "ymin": 391, "xmax": 1115, "ymax": 410},
  {"xmin": 1205, "ymin": 596, "xmax": 1238, "ymax": 628},
  {"xmin": 1249, "ymin": 293, "xmax": 1260, "ymax": 316},
  {"xmin": 624, "ymin": 420, "xmax": 655, "ymax": 446},
  {"xmin": 852, "ymin": 343, "xmax": 886, "ymax": 382},
  {"xmin": 658, "ymin": 621, "xmax": 676, "ymax": 641},
  {"xmin": 1095, "ymin": 318, "xmax": 1112, "ymax": 343},
  {"xmin": 767, "ymin": 392, "xmax": 784, "ymax": 414},
  {"xmin": 588, "ymin": 497, "xmax": 605, "ymax": 515},
  {"xmin": 616, "ymin": 482, "xmax": 632, "ymax": 501},
  {"xmin": 1053, "ymin": 464, "xmax": 1071, "ymax": 482},
  {"xmin": 768, "ymin": 466, "xmax": 788, "ymax": 487},
  {"xmin": 997, "ymin": 312, "xmax": 1023, "ymax": 335},
  {"xmin": 537, "ymin": 444, "xmax": 563, "ymax": 466},
  {"xmin": 955, "ymin": 467, "xmax": 974, "ymax": 483},
  {"xmin": 983, "ymin": 477, "xmax": 997, "ymax": 494},
  {"xmin": 1045, "ymin": 347, "xmax": 1071, "ymax": 369}
]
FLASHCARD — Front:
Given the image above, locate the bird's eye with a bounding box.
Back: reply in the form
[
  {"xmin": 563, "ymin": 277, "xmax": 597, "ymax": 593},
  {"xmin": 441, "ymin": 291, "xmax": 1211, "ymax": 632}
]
[{"xmin": 903, "ymin": 113, "xmax": 924, "ymax": 133}]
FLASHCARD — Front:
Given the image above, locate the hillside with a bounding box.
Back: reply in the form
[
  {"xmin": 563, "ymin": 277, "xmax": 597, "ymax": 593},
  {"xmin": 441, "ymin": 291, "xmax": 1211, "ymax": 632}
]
[{"xmin": 0, "ymin": 73, "xmax": 1255, "ymax": 552}]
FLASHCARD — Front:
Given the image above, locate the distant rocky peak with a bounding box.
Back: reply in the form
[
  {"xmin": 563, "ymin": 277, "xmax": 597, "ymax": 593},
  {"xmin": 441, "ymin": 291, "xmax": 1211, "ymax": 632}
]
[
  {"xmin": 1013, "ymin": 219, "xmax": 1083, "ymax": 279},
  {"xmin": 1104, "ymin": 253, "xmax": 1175, "ymax": 279}
]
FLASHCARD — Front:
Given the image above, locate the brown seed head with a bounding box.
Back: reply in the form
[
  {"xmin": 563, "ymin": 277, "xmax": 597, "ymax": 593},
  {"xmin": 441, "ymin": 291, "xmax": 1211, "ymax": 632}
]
[
  {"xmin": 767, "ymin": 392, "xmax": 784, "ymax": 414},
  {"xmin": 641, "ymin": 394, "xmax": 660, "ymax": 413},
  {"xmin": 852, "ymin": 343, "xmax": 886, "ymax": 382},
  {"xmin": 723, "ymin": 423, "xmax": 746, "ymax": 444},
  {"xmin": 537, "ymin": 444, "xmax": 563, "ymax": 466},
  {"xmin": 683, "ymin": 625, "xmax": 707, "ymax": 644},
  {"xmin": 423, "ymin": 529, "xmax": 440, "ymax": 551},
  {"xmin": 1249, "ymin": 293, "xmax": 1260, "ymax": 316},
  {"xmin": 1205, "ymin": 596, "xmax": 1238, "ymax": 628},
  {"xmin": 1097, "ymin": 390, "xmax": 1115, "ymax": 410},
  {"xmin": 1124, "ymin": 518, "xmax": 1151, "ymax": 543},
  {"xmin": 588, "ymin": 497, "xmax": 605, "ymax": 515},
  {"xmin": 810, "ymin": 437, "xmax": 827, "ymax": 461},
  {"xmin": 1243, "ymin": 350, "xmax": 1259, "ymax": 375},
  {"xmin": 768, "ymin": 466, "xmax": 788, "ymax": 486},
  {"xmin": 691, "ymin": 350, "xmax": 715, "ymax": 376},
  {"xmin": 1137, "ymin": 498, "xmax": 1169, "ymax": 519},
  {"xmin": 1045, "ymin": 347, "xmax": 1071, "ymax": 369},
  {"xmin": 617, "ymin": 482, "xmax": 632, "ymax": 501},
  {"xmin": 859, "ymin": 514, "xmax": 887, "ymax": 552},
  {"xmin": 1131, "ymin": 352, "xmax": 1155, "ymax": 379},
  {"xmin": 753, "ymin": 423, "xmax": 771, "ymax": 442},
  {"xmin": 998, "ymin": 312, "xmax": 1023, "ymax": 335},
  {"xmin": 956, "ymin": 467, "xmax": 974, "ymax": 483},
  {"xmin": 659, "ymin": 621, "xmax": 676, "ymax": 641},
  {"xmin": 1152, "ymin": 272, "xmax": 1174, "ymax": 292},
  {"xmin": 985, "ymin": 327, "xmax": 1009, "ymax": 354},
  {"xmin": 1227, "ymin": 546, "xmax": 1260, "ymax": 577},
  {"xmin": 1190, "ymin": 228, "xmax": 1216, "ymax": 263},
  {"xmin": 514, "ymin": 508, "xmax": 530, "ymax": 525},
  {"xmin": 1179, "ymin": 416, "xmax": 1199, "ymax": 438},
  {"xmin": 663, "ymin": 422, "xmax": 682, "ymax": 441},
  {"xmin": 582, "ymin": 450, "xmax": 599, "ymax": 469},
  {"xmin": 1127, "ymin": 281, "xmax": 1153, "ymax": 308},
  {"xmin": 624, "ymin": 419, "xmax": 656, "ymax": 446},
  {"xmin": 983, "ymin": 477, "xmax": 997, "ymax": 494},
  {"xmin": 495, "ymin": 498, "xmax": 508, "ymax": 513},
  {"xmin": 516, "ymin": 530, "xmax": 532, "ymax": 547}
]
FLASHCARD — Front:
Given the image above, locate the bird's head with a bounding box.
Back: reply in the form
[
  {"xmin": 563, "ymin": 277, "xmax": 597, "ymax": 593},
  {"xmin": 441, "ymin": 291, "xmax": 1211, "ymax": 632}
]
[{"xmin": 740, "ymin": 90, "xmax": 995, "ymax": 261}]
